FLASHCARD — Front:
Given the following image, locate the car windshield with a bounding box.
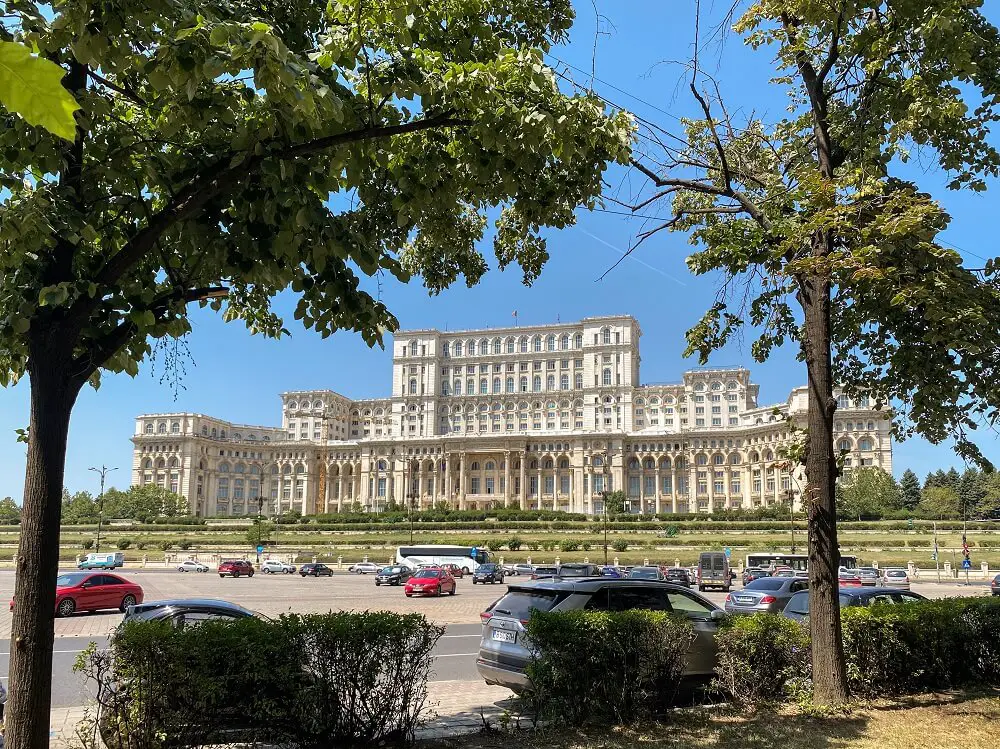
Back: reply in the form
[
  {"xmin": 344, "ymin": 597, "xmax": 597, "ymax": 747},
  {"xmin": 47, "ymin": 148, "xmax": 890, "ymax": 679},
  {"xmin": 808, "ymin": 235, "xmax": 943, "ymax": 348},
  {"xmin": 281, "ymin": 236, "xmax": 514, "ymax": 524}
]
[
  {"xmin": 629, "ymin": 568, "xmax": 660, "ymax": 579},
  {"xmin": 416, "ymin": 570, "xmax": 442, "ymax": 579},
  {"xmin": 558, "ymin": 566, "xmax": 593, "ymax": 577},
  {"xmin": 56, "ymin": 573, "xmax": 89, "ymax": 587},
  {"xmin": 534, "ymin": 567, "xmax": 558, "ymax": 574},
  {"xmin": 886, "ymin": 570, "xmax": 906, "ymax": 577},
  {"xmin": 477, "ymin": 565, "xmax": 496, "ymax": 572},
  {"xmin": 746, "ymin": 578, "xmax": 787, "ymax": 591}
]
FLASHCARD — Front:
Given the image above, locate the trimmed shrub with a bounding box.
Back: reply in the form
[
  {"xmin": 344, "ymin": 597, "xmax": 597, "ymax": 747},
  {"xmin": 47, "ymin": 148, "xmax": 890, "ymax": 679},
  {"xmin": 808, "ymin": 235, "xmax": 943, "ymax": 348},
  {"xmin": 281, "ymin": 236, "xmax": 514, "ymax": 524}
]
[
  {"xmin": 611, "ymin": 539, "xmax": 628, "ymax": 552},
  {"xmin": 81, "ymin": 539, "xmax": 94, "ymax": 550},
  {"xmin": 507, "ymin": 536, "xmax": 522, "ymax": 551},
  {"xmin": 116, "ymin": 539, "xmax": 131, "ymax": 551},
  {"xmin": 526, "ymin": 609, "xmax": 694, "ymax": 725},
  {"xmin": 76, "ymin": 612, "xmax": 443, "ymax": 748},
  {"xmin": 135, "ymin": 542, "xmax": 147, "ymax": 551},
  {"xmin": 158, "ymin": 540, "xmax": 173, "ymax": 551},
  {"xmin": 177, "ymin": 539, "xmax": 193, "ymax": 550},
  {"xmin": 712, "ymin": 613, "xmax": 810, "ymax": 705},
  {"xmin": 559, "ymin": 540, "xmax": 580, "ymax": 552}
]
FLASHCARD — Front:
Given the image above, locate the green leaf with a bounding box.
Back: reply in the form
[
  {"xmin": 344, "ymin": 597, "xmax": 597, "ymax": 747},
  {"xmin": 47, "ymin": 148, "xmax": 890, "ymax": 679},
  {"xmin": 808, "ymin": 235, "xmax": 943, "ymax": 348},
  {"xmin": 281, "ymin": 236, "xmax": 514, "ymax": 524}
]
[{"xmin": 0, "ymin": 41, "xmax": 80, "ymax": 140}]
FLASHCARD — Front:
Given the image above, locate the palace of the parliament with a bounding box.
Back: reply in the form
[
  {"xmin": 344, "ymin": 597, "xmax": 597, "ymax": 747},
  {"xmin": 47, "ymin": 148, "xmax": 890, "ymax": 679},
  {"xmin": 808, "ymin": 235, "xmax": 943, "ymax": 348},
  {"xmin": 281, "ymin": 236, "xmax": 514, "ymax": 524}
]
[{"xmin": 131, "ymin": 315, "xmax": 890, "ymax": 517}]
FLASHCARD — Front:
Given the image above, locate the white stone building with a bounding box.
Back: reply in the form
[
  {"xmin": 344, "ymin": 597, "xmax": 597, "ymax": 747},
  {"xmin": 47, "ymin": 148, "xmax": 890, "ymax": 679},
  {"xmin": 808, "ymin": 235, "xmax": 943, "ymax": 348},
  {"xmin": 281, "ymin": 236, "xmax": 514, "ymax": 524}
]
[{"xmin": 131, "ymin": 315, "xmax": 890, "ymax": 517}]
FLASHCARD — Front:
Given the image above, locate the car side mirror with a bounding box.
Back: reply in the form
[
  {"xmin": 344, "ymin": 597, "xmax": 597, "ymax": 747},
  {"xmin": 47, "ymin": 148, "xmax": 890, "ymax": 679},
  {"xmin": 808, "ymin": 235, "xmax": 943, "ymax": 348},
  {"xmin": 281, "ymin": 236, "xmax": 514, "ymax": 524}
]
[
  {"xmin": 81, "ymin": 581, "xmax": 93, "ymax": 588},
  {"xmin": 710, "ymin": 609, "xmax": 728, "ymax": 622}
]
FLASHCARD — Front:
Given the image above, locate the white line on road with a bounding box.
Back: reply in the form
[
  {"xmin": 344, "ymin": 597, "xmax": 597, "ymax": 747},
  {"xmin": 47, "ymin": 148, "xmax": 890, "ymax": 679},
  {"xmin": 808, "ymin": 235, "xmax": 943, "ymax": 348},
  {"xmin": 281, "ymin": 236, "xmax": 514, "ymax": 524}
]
[
  {"xmin": 441, "ymin": 634, "xmax": 481, "ymax": 639},
  {"xmin": 433, "ymin": 653, "xmax": 478, "ymax": 658}
]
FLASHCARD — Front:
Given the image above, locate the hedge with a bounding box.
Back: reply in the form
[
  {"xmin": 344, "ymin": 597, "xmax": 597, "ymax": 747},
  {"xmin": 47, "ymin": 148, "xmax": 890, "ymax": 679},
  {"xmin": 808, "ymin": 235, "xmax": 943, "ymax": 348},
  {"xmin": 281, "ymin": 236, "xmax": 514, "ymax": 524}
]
[
  {"xmin": 712, "ymin": 614, "xmax": 810, "ymax": 705},
  {"xmin": 525, "ymin": 609, "xmax": 694, "ymax": 725},
  {"xmin": 77, "ymin": 612, "xmax": 443, "ymax": 748}
]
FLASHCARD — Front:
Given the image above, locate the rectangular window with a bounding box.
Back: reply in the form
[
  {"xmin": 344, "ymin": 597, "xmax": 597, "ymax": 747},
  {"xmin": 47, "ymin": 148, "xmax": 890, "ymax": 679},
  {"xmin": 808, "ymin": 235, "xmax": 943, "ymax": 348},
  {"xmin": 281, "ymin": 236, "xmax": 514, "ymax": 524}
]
[
  {"xmin": 593, "ymin": 475, "xmax": 604, "ymax": 493},
  {"xmin": 644, "ymin": 476, "xmax": 655, "ymax": 495},
  {"xmin": 530, "ymin": 476, "xmax": 538, "ymax": 495},
  {"xmin": 731, "ymin": 481, "xmax": 741, "ymax": 494},
  {"xmin": 628, "ymin": 475, "xmax": 640, "ymax": 497},
  {"xmin": 544, "ymin": 476, "xmax": 554, "ymax": 494},
  {"xmin": 560, "ymin": 475, "xmax": 570, "ymax": 494},
  {"xmin": 661, "ymin": 476, "xmax": 672, "ymax": 494},
  {"xmin": 377, "ymin": 477, "xmax": 386, "ymax": 497},
  {"xmin": 697, "ymin": 472, "xmax": 707, "ymax": 494}
]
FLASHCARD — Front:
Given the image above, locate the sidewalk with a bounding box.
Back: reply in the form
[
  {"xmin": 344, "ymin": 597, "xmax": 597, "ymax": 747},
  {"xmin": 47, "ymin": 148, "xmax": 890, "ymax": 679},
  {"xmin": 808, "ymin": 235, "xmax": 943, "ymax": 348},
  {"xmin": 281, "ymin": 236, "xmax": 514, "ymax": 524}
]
[{"xmin": 47, "ymin": 681, "xmax": 516, "ymax": 746}]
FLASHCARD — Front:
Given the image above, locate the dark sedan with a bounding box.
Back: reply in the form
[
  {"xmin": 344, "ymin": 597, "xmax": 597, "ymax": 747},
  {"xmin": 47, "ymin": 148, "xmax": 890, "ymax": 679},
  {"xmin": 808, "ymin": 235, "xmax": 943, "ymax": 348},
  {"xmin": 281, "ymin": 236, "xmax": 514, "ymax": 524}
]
[
  {"xmin": 375, "ymin": 566, "xmax": 412, "ymax": 586},
  {"xmin": 742, "ymin": 568, "xmax": 771, "ymax": 586},
  {"xmin": 991, "ymin": 574, "xmax": 1000, "ymax": 596},
  {"xmin": 783, "ymin": 587, "xmax": 927, "ymax": 622},
  {"xmin": 123, "ymin": 599, "xmax": 260, "ymax": 626},
  {"xmin": 472, "ymin": 563, "xmax": 505, "ymax": 584},
  {"xmin": 663, "ymin": 567, "xmax": 692, "ymax": 587},
  {"xmin": 725, "ymin": 576, "xmax": 809, "ymax": 614},
  {"xmin": 299, "ymin": 563, "xmax": 333, "ymax": 577}
]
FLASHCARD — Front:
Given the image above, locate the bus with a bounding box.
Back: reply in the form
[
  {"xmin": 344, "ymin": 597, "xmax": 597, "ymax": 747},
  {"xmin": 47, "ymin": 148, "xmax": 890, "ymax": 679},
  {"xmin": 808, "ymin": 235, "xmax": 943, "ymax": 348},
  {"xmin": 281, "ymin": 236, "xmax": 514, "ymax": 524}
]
[
  {"xmin": 745, "ymin": 553, "xmax": 858, "ymax": 571},
  {"xmin": 395, "ymin": 545, "xmax": 490, "ymax": 575}
]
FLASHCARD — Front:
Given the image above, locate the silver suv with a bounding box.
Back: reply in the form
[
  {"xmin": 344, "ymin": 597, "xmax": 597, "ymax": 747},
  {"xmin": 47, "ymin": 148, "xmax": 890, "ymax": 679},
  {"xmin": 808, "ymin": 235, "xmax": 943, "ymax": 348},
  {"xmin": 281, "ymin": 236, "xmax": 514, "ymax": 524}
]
[{"xmin": 477, "ymin": 579, "xmax": 724, "ymax": 694}]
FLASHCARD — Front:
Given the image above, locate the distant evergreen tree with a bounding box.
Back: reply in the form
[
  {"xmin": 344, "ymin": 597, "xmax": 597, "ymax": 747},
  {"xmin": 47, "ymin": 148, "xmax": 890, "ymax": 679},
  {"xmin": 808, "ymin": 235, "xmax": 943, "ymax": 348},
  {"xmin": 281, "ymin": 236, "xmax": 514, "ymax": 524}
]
[
  {"xmin": 946, "ymin": 467, "xmax": 962, "ymax": 489},
  {"xmin": 958, "ymin": 468, "xmax": 986, "ymax": 519},
  {"xmin": 899, "ymin": 470, "xmax": 922, "ymax": 512}
]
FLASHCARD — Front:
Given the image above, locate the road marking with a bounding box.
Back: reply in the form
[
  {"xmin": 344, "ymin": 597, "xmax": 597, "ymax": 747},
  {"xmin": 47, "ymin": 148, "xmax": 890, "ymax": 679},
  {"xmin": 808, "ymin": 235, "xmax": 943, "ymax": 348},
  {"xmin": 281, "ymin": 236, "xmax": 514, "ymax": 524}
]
[
  {"xmin": 441, "ymin": 634, "xmax": 481, "ymax": 639},
  {"xmin": 433, "ymin": 652, "xmax": 478, "ymax": 658}
]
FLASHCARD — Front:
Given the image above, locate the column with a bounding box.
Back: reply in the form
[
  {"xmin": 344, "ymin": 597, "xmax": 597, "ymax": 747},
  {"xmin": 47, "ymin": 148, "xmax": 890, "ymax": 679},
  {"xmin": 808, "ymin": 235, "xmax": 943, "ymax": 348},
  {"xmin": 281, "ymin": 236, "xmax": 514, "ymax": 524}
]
[
  {"xmin": 459, "ymin": 452, "xmax": 467, "ymax": 510},
  {"xmin": 535, "ymin": 463, "xmax": 542, "ymax": 511},
  {"xmin": 519, "ymin": 453, "xmax": 527, "ymax": 510},
  {"xmin": 336, "ymin": 474, "xmax": 344, "ymax": 512},
  {"xmin": 323, "ymin": 466, "xmax": 332, "ymax": 514},
  {"xmin": 655, "ymin": 464, "xmax": 661, "ymax": 515},
  {"xmin": 689, "ymin": 463, "xmax": 698, "ymax": 514},
  {"xmin": 503, "ymin": 451, "xmax": 511, "ymax": 508},
  {"xmin": 671, "ymin": 467, "xmax": 679, "ymax": 514},
  {"xmin": 417, "ymin": 463, "xmax": 425, "ymax": 509},
  {"xmin": 445, "ymin": 455, "xmax": 451, "ymax": 506}
]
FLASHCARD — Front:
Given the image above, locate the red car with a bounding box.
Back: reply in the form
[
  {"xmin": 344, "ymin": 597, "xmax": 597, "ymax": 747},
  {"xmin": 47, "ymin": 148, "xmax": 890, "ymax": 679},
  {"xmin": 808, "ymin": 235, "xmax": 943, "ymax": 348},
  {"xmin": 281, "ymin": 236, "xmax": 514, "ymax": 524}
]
[
  {"xmin": 9, "ymin": 571, "xmax": 144, "ymax": 618},
  {"xmin": 442, "ymin": 563, "xmax": 465, "ymax": 579},
  {"xmin": 838, "ymin": 569, "xmax": 863, "ymax": 587},
  {"xmin": 404, "ymin": 567, "xmax": 457, "ymax": 597},
  {"xmin": 218, "ymin": 560, "xmax": 255, "ymax": 578}
]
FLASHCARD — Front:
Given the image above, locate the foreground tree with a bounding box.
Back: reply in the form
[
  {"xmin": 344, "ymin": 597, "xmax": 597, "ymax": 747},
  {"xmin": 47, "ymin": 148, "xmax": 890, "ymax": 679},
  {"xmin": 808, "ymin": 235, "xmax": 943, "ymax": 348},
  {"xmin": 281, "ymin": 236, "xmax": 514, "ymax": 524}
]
[
  {"xmin": 0, "ymin": 2, "xmax": 631, "ymax": 745},
  {"xmin": 630, "ymin": 1, "xmax": 1000, "ymax": 702}
]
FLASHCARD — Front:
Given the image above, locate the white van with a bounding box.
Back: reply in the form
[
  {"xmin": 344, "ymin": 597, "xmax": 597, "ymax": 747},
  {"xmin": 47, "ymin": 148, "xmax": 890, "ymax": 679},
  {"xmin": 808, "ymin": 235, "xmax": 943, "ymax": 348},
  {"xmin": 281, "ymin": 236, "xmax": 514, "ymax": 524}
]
[{"xmin": 78, "ymin": 552, "xmax": 125, "ymax": 570}]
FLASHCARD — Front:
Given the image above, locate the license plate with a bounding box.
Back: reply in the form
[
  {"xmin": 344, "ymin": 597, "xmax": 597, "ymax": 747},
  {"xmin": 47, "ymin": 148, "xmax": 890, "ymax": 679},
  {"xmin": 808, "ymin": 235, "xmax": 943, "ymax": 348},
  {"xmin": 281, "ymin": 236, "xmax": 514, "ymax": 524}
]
[
  {"xmin": 735, "ymin": 596, "xmax": 754, "ymax": 604},
  {"xmin": 492, "ymin": 630, "xmax": 516, "ymax": 643}
]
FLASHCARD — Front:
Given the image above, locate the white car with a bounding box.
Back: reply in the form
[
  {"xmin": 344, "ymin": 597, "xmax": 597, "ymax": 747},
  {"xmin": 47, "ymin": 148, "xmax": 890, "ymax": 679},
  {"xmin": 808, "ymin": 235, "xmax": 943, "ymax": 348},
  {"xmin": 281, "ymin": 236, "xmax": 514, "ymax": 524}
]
[
  {"xmin": 880, "ymin": 568, "xmax": 911, "ymax": 589},
  {"xmin": 177, "ymin": 560, "xmax": 209, "ymax": 573},
  {"xmin": 261, "ymin": 560, "xmax": 296, "ymax": 574},
  {"xmin": 349, "ymin": 562, "xmax": 381, "ymax": 574}
]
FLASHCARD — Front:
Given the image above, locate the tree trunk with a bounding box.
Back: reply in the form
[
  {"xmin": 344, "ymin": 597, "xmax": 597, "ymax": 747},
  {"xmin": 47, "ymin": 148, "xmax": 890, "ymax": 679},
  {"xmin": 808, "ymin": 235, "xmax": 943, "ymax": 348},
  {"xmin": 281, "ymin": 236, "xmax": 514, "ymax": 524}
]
[
  {"xmin": 6, "ymin": 349, "xmax": 82, "ymax": 749},
  {"xmin": 799, "ymin": 265, "xmax": 850, "ymax": 705}
]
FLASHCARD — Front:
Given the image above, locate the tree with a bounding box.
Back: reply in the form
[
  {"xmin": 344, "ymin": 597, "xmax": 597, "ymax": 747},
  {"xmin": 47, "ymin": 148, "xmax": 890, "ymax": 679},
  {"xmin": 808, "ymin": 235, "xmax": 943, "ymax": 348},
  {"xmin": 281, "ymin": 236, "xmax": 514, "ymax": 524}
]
[
  {"xmin": 60, "ymin": 490, "xmax": 96, "ymax": 524},
  {"xmin": 100, "ymin": 484, "xmax": 186, "ymax": 520},
  {"xmin": 899, "ymin": 470, "xmax": 921, "ymax": 513},
  {"xmin": 946, "ymin": 468, "xmax": 962, "ymax": 490},
  {"xmin": 246, "ymin": 519, "xmax": 274, "ymax": 549},
  {"xmin": 629, "ymin": 2, "xmax": 1000, "ymax": 704},
  {"xmin": 837, "ymin": 467, "xmax": 899, "ymax": 520},
  {"xmin": 0, "ymin": 496, "xmax": 20, "ymax": 523},
  {"xmin": 977, "ymin": 473, "xmax": 1000, "ymax": 519},
  {"xmin": 918, "ymin": 486, "xmax": 961, "ymax": 520},
  {"xmin": 0, "ymin": 3, "xmax": 632, "ymax": 745},
  {"xmin": 957, "ymin": 468, "xmax": 986, "ymax": 519},
  {"xmin": 603, "ymin": 490, "xmax": 626, "ymax": 516}
]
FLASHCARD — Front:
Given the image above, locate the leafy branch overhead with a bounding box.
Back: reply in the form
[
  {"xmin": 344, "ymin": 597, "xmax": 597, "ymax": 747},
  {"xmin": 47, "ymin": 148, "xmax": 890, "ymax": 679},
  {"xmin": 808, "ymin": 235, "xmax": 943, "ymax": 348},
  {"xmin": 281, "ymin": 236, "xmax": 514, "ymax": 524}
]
[
  {"xmin": 628, "ymin": 0, "xmax": 1000, "ymax": 467},
  {"xmin": 0, "ymin": 0, "xmax": 633, "ymax": 392}
]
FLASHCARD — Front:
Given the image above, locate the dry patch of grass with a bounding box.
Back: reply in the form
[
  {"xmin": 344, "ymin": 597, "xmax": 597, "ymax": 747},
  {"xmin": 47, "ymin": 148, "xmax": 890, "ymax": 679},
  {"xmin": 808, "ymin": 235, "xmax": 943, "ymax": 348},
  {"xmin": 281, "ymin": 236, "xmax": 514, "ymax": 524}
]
[{"xmin": 423, "ymin": 691, "xmax": 1000, "ymax": 749}]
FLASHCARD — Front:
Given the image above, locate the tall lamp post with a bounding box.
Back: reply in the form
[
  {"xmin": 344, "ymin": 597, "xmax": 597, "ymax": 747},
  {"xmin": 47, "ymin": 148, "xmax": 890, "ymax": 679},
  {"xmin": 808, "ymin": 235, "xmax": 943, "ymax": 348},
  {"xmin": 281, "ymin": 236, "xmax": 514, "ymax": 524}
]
[
  {"xmin": 777, "ymin": 461, "xmax": 799, "ymax": 555},
  {"xmin": 407, "ymin": 465, "xmax": 418, "ymax": 545},
  {"xmin": 88, "ymin": 465, "xmax": 117, "ymax": 555}
]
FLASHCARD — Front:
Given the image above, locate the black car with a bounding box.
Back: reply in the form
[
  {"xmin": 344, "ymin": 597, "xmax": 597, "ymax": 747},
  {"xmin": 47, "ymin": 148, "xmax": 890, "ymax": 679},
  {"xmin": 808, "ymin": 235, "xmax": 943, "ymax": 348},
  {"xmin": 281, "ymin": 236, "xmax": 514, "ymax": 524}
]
[
  {"xmin": 472, "ymin": 563, "xmax": 505, "ymax": 584},
  {"xmin": 783, "ymin": 586, "xmax": 926, "ymax": 622},
  {"xmin": 299, "ymin": 563, "xmax": 333, "ymax": 577},
  {"xmin": 123, "ymin": 598, "xmax": 260, "ymax": 626},
  {"xmin": 742, "ymin": 567, "xmax": 771, "ymax": 586},
  {"xmin": 992, "ymin": 573, "xmax": 1000, "ymax": 596},
  {"xmin": 375, "ymin": 566, "xmax": 412, "ymax": 586},
  {"xmin": 663, "ymin": 567, "xmax": 692, "ymax": 587},
  {"xmin": 556, "ymin": 563, "xmax": 601, "ymax": 578}
]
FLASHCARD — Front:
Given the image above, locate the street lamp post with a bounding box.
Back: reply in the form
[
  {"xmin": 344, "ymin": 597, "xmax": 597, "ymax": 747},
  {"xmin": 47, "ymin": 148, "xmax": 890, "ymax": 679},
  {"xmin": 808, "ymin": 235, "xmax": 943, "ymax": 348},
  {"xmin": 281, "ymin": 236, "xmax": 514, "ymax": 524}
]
[
  {"xmin": 407, "ymin": 467, "xmax": 418, "ymax": 545},
  {"xmin": 88, "ymin": 465, "xmax": 117, "ymax": 555}
]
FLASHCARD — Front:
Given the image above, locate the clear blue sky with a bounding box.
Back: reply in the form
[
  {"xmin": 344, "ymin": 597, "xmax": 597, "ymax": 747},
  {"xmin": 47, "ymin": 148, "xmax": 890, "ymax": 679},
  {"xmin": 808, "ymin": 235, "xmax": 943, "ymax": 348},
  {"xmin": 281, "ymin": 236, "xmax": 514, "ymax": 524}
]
[{"xmin": 2, "ymin": 1, "xmax": 997, "ymax": 501}]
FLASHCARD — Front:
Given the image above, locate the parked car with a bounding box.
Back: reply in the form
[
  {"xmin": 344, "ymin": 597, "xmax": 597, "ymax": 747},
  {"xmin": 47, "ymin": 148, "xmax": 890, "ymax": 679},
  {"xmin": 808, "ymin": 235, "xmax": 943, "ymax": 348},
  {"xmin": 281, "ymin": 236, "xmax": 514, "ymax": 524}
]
[
  {"xmin": 880, "ymin": 568, "xmax": 910, "ymax": 589},
  {"xmin": 123, "ymin": 598, "xmax": 260, "ymax": 626},
  {"xmin": 349, "ymin": 562, "xmax": 381, "ymax": 574},
  {"xmin": 531, "ymin": 565, "xmax": 559, "ymax": 580},
  {"xmin": 697, "ymin": 551, "xmax": 731, "ymax": 592},
  {"xmin": 600, "ymin": 565, "xmax": 623, "ymax": 578},
  {"xmin": 663, "ymin": 568, "xmax": 692, "ymax": 587},
  {"xmin": 628, "ymin": 566, "xmax": 665, "ymax": 581},
  {"xmin": 510, "ymin": 564, "xmax": 535, "ymax": 576},
  {"xmin": 725, "ymin": 576, "xmax": 809, "ymax": 615},
  {"xmin": 10, "ymin": 572, "xmax": 144, "ymax": 618},
  {"xmin": 78, "ymin": 552, "xmax": 125, "ymax": 570},
  {"xmin": 261, "ymin": 560, "xmax": 296, "ymax": 574},
  {"xmin": 404, "ymin": 567, "xmax": 457, "ymax": 597},
  {"xmin": 556, "ymin": 563, "xmax": 601, "ymax": 578},
  {"xmin": 857, "ymin": 567, "xmax": 880, "ymax": 586},
  {"xmin": 481, "ymin": 596, "xmax": 504, "ymax": 625},
  {"xmin": 299, "ymin": 563, "xmax": 334, "ymax": 577},
  {"xmin": 992, "ymin": 573, "xmax": 1000, "ymax": 596},
  {"xmin": 442, "ymin": 563, "xmax": 465, "ymax": 579},
  {"xmin": 218, "ymin": 560, "xmax": 255, "ymax": 578},
  {"xmin": 477, "ymin": 579, "xmax": 724, "ymax": 693},
  {"xmin": 783, "ymin": 587, "xmax": 927, "ymax": 622},
  {"xmin": 742, "ymin": 568, "xmax": 771, "ymax": 586},
  {"xmin": 176, "ymin": 560, "xmax": 209, "ymax": 573},
  {"xmin": 472, "ymin": 563, "xmax": 505, "ymax": 584},
  {"xmin": 375, "ymin": 565, "xmax": 412, "ymax": 586},
  {"xmin": 838, "ymin": 569, "xmax": 863, "ymax": 587}
]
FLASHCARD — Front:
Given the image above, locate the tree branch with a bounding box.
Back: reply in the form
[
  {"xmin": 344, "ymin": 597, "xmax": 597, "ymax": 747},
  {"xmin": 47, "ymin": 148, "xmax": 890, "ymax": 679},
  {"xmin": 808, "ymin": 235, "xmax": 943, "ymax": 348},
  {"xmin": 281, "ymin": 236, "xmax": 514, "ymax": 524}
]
[{"xmin": 86, "ymin": 69, "xmax": 146, "ymax": 106}]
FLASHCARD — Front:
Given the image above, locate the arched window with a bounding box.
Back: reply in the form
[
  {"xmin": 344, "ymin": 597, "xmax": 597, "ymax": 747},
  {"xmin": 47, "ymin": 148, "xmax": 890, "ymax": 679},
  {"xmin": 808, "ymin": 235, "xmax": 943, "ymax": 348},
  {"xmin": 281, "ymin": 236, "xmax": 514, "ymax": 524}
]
[
  {"xmin": 506, "ymin": 377, "xmax": 515, "ymax": 393},
  {"xmin": 493, "ymin": 338, "xmax": 502, "ymax": 354},
  {"xmin": 218, "ymin": 462, "xmax": 230, "ymax": 473},
  {"xmin": 730, "ymin": 454, "xmax": 741, "ymax": 464},
  {"xmin": 592, "ymin": 456, "xmax": 604, "ymax": 467},
  {"xmin": 519, "ymin": 336, "xmax": 528, "ymax": 352},
  {"xmin": 377, "ymin": 460, "xmax": 387, "ymax": 471},
  {"xmin": 574, "ymin": 333, "xmax": 583, "ymax": 348},
  {"xmin": 629, "ymin": 458, "xmax": 640, "ymax": 469},
  {"xmin": 533, "ymin": 375, "xmax": 542, "ymax": 392},
  {"xmin": 170, "ymin": 421, "xmax": 180, "ymax": 433},
  {"xmin": 533, "ymin": 335, "xmax": 542, "ymax": 352},
  {"xmin": 442, "ymin": 342, "xmax": 450, "ymax": 357},
  {"xmin": 838, "ymin": 439, "xmax": 851, "ymax": 451},
  {"xmin": 471, "ymin": 461, "xmax": 480, "ymax": 471},
  {"xmin": 507, "ymin": 337, "xmax": 515, "ymax": 353},
  {"xmin": 546, "ymin": 334, "xmax": 556, "ymax": 351},
  {"xmin": 859, "ymin": 438, "xmax": 874, "ymax": 451},
  {"xmin": 467, "ymin": 339, "xmax": 476, "ymax": 355},
  {"xmin": 480, "ymin": 338, "xmax": 489, "ymax": 355},
  {"xmin": 144, "ymin": 423, "xmax": 154, "ymax": 434},
  {"xmin": 560, "ymin": 334, "xmax": 570, "ymax": 350},
  {"xmin": 714, "ymin": 454, "xmax": 724, "ymax": 465},
  {"xmin": 643, "ymin": 458, "xmax": 655, "ymax": 469},
  {"xmin": 602, "ymin": 327, "xmax": 611, "ymax": 344},
  {"xmin": 409, "ymin": 378, "xmax": 417, "ymax": 395},
  {"xmin": 157, "ymin": 422, "xmax": 167, "ymax": 433},
  {"xmin": 520, "ymin": 376, "xmax": 528, "ymax": 392},
  {"xmin": 409, "ymin": 340, "xmax": 418, "ymax": 356},
  {"xmin": 602, "ymin": 368, "xmax": 612, "ymax": 386},
  {"xmin": 837, "ymin": 394, "xmax": 850, "ymax": 409},
  {"xmin": 454, "ymin": 341, "xmax": 462, "ymax": 356},
  {"xmin": 485, "ymin": 461, "xmax": 495, "ymax": 470},
  {"xmin": 493, "ymin": 378, "xmax": 501, "ymax": 394},
  {"xmin": 143, "ymin": 458, "xmax": 152, "ymax": 469}
]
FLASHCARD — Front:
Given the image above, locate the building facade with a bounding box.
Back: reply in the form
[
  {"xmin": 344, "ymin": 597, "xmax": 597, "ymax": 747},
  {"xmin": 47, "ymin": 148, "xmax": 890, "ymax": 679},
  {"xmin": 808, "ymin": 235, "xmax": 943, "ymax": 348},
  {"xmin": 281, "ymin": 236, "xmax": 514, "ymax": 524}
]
[{"xmin": 131, "ymin": 316, "xmax": 891, "ymax": 517}]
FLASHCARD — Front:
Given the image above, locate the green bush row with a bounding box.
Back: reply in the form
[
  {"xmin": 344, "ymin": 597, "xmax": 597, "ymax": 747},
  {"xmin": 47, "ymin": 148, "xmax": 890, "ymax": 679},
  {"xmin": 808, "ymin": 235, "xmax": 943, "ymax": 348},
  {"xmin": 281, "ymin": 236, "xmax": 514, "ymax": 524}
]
[{"xmin": 76, "ymin": 612, "xmax": 442, "ymax": 748}]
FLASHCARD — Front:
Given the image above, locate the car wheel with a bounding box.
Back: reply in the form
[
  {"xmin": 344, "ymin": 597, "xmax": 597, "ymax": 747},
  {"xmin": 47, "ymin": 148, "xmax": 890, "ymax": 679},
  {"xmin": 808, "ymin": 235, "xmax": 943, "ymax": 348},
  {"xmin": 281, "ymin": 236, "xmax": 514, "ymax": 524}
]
[
  {"xmin": 219, "ymin": 574, "xmax": 225, "ymax": 578},
  {"xmin": 472, "ymin": 579, "xmax": 477, "ymax": 584},
  {"xmin": 248, "ymin": 571, "xmax": 254, "ymax": 577},
  {"xmin": 375, "ymin": 582, "xmax": 381, "ymax": 586},
  {"xmin": 405, "ymin": 592, "xmax": 412, "ymax": 597},
  {"xmin": 449, "ymin": 587, "xmax": 455, "ymax": 596},
  {"xmin": 120, "ymin": 594, "xmax": 137, "ymax": 612},
  {"xmin": 698, "ymin": 585, "xmax": 705, "ymax": 592},
  {"xmin": 57, "ymin": 598, "xmax": 76, "ymax": 617}
]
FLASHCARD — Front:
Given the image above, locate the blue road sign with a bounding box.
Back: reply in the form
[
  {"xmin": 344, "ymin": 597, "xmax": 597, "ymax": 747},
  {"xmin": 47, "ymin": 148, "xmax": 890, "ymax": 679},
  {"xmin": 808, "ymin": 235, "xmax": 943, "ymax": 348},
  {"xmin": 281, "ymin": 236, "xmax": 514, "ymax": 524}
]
[
  {"xmin": 256, "ymin": 545, "xmax": 264, "ymax": 554},
  {"xmin": 470, "ymin": 546, "xmax": 478, "ymax": 559},
  {"xmin": 724, "ymin": 547, "xmax": 732, "ymax": 558},
  {"xmin": 962, "ymin": 558, "xmax": 972, "ymax": 570}
]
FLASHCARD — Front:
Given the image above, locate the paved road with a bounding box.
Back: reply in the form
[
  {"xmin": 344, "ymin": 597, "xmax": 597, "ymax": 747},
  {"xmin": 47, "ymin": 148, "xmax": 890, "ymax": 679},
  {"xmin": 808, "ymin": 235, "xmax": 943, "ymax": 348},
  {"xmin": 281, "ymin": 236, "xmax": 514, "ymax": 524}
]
[{"xmin": 0, "ymin": 623, "xmax": 483, "ymax": 708}]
